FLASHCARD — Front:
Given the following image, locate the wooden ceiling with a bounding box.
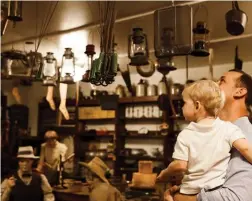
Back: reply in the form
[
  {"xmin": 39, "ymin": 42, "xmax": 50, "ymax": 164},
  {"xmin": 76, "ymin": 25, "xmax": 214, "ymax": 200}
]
[{"xmin": 2, "ymin": 1, "xmax": 252, "ymax": 68}]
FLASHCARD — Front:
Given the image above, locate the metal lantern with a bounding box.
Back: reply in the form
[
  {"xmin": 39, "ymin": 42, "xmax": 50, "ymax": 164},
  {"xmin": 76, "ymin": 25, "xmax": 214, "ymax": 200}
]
[
  {"xmin": 8, "ymin": 0, "xmax": 22, "ymax": 24},
  {"xmin": 82, "ymin": 44, "xmax": 95, "ymax": 82},
  {"xmin": 1, "ymin": 50, "xmax": 29, "ymax": 77},
  {"xmin": 191, "ymin": 21, "xmax": 210, "ymax": 57},
  {"xmin": 25, "ymin": 41, "xmax": 44, "ymax": 79},
  {"xmin": 60, "ymin": 48, "xmax": 75, "ymax": 84},
  {"xmin": 42, "ymin": 52, "xmax": 57, "ymax": 86},
  {"xmin": 128, "ymin": 28, "xmax": 149, "ymax": 66}
]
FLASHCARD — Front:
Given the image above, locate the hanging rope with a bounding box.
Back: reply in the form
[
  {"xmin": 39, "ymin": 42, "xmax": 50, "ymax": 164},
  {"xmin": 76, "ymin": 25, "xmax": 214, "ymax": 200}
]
[{"xmin": 35, "ymin": 1, "xmax": 59, "ymax": 52}]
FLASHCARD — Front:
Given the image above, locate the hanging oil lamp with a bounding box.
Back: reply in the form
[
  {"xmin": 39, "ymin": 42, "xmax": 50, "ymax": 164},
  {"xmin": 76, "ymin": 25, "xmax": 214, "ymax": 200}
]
[
  {"xmin": 1, "ymin": 49, "xmax": 28, "ymax": 77},
  {"xmin": 191, "ymin": 21, "xmax": 210, "ymax": 57},
  {"xmin": 128, "ymin": 28, "xmax": 149, "ymax": 66},
  {"xmin": 82, "ymin": 44, "xmax": 95, "ymax": 82},
  {"xmin": 42, "ymin": 52, "xmax": 57, "ymax": 86},
  {"xmin": 25, "ymin": 41, "xmax": 43, "ymax": 80},
  {"xmin": 8, "ymin": 0, "xmax": 22, "ymax": 27},
  {"xmin": 60, "ymin": 48, "xmax": 75, "ymax": 84},
  {"xmin": 155, "ymin": 56, "xmax": 176, "ymax": 76},
  {"xmin": 190, "ymin": 4, "xmax": 210, "ymax": 57}
]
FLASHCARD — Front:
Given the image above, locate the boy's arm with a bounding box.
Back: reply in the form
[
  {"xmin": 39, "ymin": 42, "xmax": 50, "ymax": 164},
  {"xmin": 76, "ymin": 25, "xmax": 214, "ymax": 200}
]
[
  {"xmin": 228, "ymin": 126, "xmax": 252, "ymax": 164},
  {"xmin": 157, "ymin": 160, "xmax": 187, "ymax": 181},
  {"xmin": 233, "ymin": 138, "xmax": 252, "ymax": 163}
]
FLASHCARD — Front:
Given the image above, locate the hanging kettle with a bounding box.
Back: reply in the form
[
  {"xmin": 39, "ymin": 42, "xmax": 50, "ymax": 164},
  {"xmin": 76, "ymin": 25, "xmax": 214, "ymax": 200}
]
[{"xmin": 225, "ymin": 1, "xmax": 248, "ymax": 36}]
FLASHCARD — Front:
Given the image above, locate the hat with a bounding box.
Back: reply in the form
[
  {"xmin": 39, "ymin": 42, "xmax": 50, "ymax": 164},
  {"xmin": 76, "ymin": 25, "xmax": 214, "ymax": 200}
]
[
  {"xmin": 79, "ymin": 157, "xmax": 110, "ymax": 184},
  {"xmin": 17, "ymin": 146, "xmax": 39, "ymax": 159}
]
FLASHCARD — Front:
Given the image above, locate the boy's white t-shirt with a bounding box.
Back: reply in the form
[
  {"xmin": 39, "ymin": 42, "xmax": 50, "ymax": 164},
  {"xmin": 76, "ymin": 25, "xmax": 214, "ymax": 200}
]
[{"xmin": 172, "ymin": 118, "xmax": 245, "ymax": 195}]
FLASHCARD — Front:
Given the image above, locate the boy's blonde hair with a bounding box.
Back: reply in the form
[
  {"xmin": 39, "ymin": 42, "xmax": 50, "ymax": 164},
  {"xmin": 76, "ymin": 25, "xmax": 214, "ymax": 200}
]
[
  {"xmin": 182, "ymin": 80, "xmax": 224, "ymax": 117},
  {"xmin": 44, "ymin": 130, "xmax": 58, "ymax": 140}
]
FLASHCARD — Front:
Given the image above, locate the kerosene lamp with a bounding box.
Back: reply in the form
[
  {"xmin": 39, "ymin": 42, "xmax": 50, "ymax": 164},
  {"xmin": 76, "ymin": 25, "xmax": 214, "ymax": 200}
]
[
  {"xmin": 60, "ymin": 48, "xmax": 75, "ymax": 84},
  {"xmin": 42, "ymin": 52, "xmax": 57, "ymax": 86},
  {"xmin": 191, "ymin": 5, "xmax": 210, "ymax": 57},
  {"xmin": 191, "ymin": 21, "xmax": 210, "ymax": 57},
  {"xmin": 128, "ymin": 28, "xmax": 149, "ymax": 66},
  {"xmin": 8, "ymin": 0, "xmax": 23, "ymax": 27},
  {"xmin": 82, "ymin": 44, "xmax": 95, "ymax": 82}
]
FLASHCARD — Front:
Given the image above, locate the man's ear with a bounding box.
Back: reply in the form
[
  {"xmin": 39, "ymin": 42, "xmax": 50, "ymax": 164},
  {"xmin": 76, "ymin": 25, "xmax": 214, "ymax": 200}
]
[{"xmin": 233, "ymin": 87, "xmax": 247, "ymax": 98}]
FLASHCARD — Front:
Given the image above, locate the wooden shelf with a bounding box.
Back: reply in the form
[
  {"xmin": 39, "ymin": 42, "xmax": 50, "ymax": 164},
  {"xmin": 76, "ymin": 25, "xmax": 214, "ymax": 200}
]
[
  {"xmin": 60, "ymin": 119, "xmax": 76, "ymax": 125},
  {"xmin": 78, "ymin": 134, "xmax": 114, "ymax": 140},
  {"xmin": 119, "ymin": 155, "xmax": 164, "ymax": 161},
  {"xmin": 120, "ymin": 117, "xmax": 163, "ymax": 122},
  {"xmin": 119, "ymin": 96, "xmax": 158, "ymax": 104},
  {"xmin": 119, "ymin": 95, "xmax": 182, "ymax": 104},
  {"xmin": 78, "ymin": 99, "xmax": 100, "ymax": 106},
  {"xmin": 121, "ymin": 131, "xmax": 164, "ymax": 139},
  {"xmin": 19, "ymin": 136, "xmax": 44, "ymax": 141},
  {"xmin": 79, "ymin": 118, "xmax": 115, "ymax": 123},
  {"xmin": 39, "ymin": 125, "xmax": 76, "ymax": 135}
]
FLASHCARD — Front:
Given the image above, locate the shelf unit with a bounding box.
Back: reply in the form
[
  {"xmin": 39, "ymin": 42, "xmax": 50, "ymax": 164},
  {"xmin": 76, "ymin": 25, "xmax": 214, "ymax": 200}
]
[{"xmin": 37, "ymin": 95, "xmax": 183, "ymax": 179}]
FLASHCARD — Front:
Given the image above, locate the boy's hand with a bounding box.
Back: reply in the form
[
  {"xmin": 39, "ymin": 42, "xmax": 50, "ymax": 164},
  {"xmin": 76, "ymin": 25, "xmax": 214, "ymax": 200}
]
[
  {"xmin": 157, "ymin": 169, "xmax": 166, "ymax": 181},
  {"xmin": 7, "ymin": 176, "xmax": 16, "ymax": 188}
]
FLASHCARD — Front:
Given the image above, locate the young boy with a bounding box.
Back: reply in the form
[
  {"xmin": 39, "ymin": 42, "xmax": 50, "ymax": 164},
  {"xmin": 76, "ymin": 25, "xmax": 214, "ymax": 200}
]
[
  {"xmin": 37, "ymin": 130, "xmax": 67, "ymax": 185},
  {"xmin": 157, "ymin": 80, "xmax": 252, "ymax": 200}
]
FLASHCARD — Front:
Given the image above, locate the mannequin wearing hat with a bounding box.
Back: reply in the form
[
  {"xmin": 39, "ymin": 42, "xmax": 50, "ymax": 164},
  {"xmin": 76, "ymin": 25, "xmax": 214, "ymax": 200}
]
[
  {"xmin": 37, "ymin": 130, "xmax": 68, "ymax": 185},
  {"xmin": 1, "ymin": 146, "xmax": 55, "ymax": 201},
  {"xmin": 79, "ymin": 157, "xmax": 123, "ymax": 201}
]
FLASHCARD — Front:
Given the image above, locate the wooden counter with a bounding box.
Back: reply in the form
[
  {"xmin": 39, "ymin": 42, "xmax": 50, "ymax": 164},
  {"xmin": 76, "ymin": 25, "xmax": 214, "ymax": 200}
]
[{"xmin": 53, "ymin": 184, "xmax": 90, "ymax": 201}]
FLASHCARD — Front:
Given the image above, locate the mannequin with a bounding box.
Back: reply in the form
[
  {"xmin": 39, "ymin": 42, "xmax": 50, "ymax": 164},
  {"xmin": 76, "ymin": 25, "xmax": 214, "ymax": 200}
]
[
  {"xmin": 12, "ymin": 80, "xmax": 22, "ymax": 104},
  {"xmin": 44, "ymin": 83, "xmax": 69, "ymax": 120},
  {"xmin": 59, "ymin": 83, "xmax": 70, "ymax": 120},
  {"xmin": 46, "ymin": 86, "xmax": 56, "ymax": 111},
  {"xmin": 79, "ymin": 157, "xmax": 122, "ymax": 201}
]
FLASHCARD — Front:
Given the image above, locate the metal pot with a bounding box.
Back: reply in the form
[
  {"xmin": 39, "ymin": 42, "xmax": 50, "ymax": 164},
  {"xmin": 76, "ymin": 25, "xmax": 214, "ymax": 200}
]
[
  {"xmin": 147, "ymin": 85, "xmax": 157, "ymax": 96},
  {"xmin": 158, "ymin": 77, "xmax": 167, "ymax": 95},
  {"xmin": 136, "ymin": 79, "xmax": 147, "ymax": 97},
  {"xmin": 170, "ymin": 83, "xmax": 184, "ymax": 96},
  {"xmin": 225, "ymin": 1, "xmax": 248, "ymax": 36},
  {"xmin": 115, "ymin": 85, "xmax": 125, "ymax": 98}
]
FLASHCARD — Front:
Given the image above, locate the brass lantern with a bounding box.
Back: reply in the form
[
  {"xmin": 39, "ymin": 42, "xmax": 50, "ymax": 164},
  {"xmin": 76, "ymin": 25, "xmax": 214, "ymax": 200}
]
[
  {"xmin": 42, "ymin": 52, "xmax": 57, "ymax": 86},
  {"xmin": 60, "ymin": 48, "xmax": 75, "ymax": 84},
  {"xmin": 128, "ymin": 28, "xmax": 149, "ymax": 66},
  {"xmin": 191, "ymin": 21, "xmax": 210, "ymax": 57}
]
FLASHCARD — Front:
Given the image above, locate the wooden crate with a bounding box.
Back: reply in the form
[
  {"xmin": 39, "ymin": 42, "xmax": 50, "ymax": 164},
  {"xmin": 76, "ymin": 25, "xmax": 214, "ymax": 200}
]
[{"xmin": 78, "ymin": 106, "xmax": 115, "ymax": 120}]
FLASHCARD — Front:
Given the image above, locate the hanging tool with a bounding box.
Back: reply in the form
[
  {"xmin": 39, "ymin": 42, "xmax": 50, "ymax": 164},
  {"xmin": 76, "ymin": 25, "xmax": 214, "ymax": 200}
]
[
  {"xmin": 208, "ymin": 48, "xmax": 214, "ymax": 80},
  {"xmin": 234, "ymin": 46, "xmax": 243, "ymax": 70}
]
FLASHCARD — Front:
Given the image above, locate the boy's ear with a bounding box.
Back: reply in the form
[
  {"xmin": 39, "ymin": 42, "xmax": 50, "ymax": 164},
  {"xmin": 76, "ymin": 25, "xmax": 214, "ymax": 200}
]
[{"xmin": 195, "ymin": 101, "xmax": 201, "ymax": 110}]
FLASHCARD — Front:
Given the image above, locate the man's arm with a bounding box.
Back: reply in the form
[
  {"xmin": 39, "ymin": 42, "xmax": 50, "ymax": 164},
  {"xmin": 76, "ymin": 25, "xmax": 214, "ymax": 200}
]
[
  {"xmin": 37, "ymin": 145, "xmax": 45, "ymax": 171},
  {"xmin": 233, "ymin": 138, "xmax": 252, "ymax": 163},
  {"xmin": 40, "ymin": 174, "xmax": 55, "ymax": 201},
  {"xmin": 1, "ymin": 178, "xmax": 16, "ymax": 201}
]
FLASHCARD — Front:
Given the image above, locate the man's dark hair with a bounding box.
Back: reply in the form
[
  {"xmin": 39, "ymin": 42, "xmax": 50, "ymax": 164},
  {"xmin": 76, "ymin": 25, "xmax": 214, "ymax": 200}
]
[{"xmin": 229, "ymin": 69, "xmax": 252, "ymax": 114}]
